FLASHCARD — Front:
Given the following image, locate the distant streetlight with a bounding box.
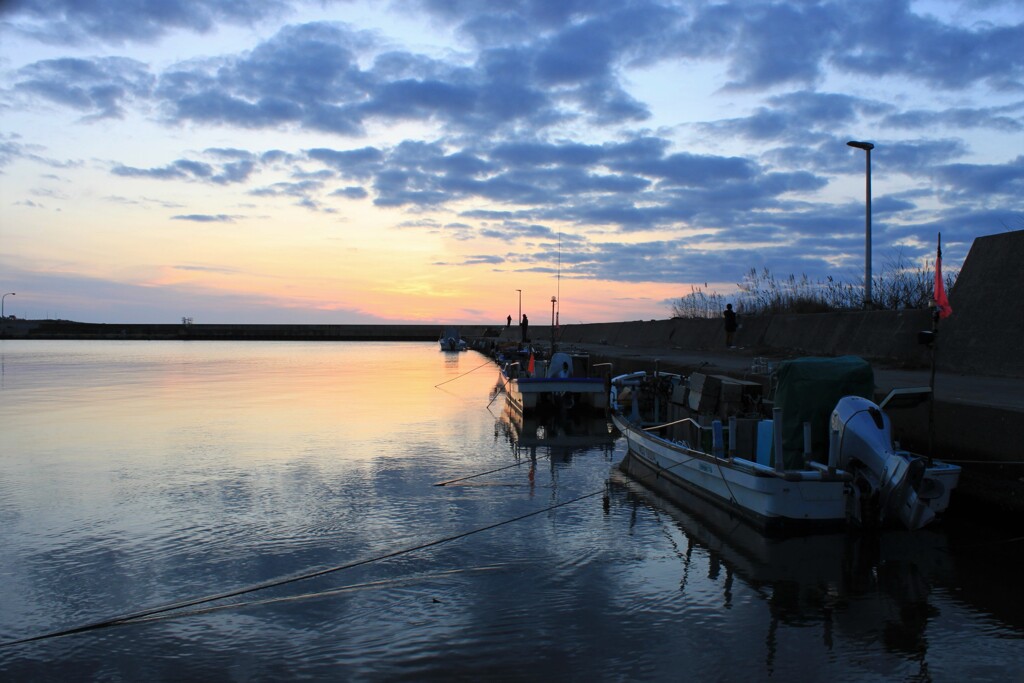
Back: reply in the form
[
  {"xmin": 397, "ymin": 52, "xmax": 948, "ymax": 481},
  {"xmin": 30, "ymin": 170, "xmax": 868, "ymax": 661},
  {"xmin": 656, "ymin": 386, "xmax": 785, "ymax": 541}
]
[
  {"xmin": 847, "ymin": 140, "xmax": 874, "ymax": 308},
  {"xmin": 2, "ymin": 292, "xmax": 14, "ymax": 318},
  {"xmin": 516, "ymin": 289, "xmax": 522, "ymax": 325},
  {"xmin": 550, "ymin": 296, "xmax": 557, "ymax": 349}
]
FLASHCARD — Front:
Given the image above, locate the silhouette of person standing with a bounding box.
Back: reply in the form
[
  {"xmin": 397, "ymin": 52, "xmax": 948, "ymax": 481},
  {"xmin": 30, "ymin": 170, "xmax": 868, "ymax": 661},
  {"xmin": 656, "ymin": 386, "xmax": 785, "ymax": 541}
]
[
  {"xmin": 521, "ymin": 314, "xmax": 529, "ymax": 342},
  {"xmin": 723, "ymin": 304, "xmax": 737, "ymax": 348},
  {"xmin": 507, "ymin": 314, "xmax": 512, "ymax": 328}
]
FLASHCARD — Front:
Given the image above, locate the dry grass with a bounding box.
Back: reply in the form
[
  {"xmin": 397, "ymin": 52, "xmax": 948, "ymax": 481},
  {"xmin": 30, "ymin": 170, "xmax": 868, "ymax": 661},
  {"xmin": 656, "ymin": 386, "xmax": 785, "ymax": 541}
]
[{"xmin": 669, "ymin": 250, "xmax": 958, "ymax": 319}]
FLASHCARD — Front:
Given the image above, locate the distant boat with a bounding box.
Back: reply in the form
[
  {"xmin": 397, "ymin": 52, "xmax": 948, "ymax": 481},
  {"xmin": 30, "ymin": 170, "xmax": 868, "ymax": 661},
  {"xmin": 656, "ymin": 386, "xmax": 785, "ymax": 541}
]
[
  {"xmin": 611, "ymin": 356, "xmax": 961, "ymax": 534},
  {"xmin": 500, "ymin": 350, "xmax": 609, "ymax": 415},
  {"xmin": 439, "ymin": 326, "xmax": 468, "ymax": 352}
]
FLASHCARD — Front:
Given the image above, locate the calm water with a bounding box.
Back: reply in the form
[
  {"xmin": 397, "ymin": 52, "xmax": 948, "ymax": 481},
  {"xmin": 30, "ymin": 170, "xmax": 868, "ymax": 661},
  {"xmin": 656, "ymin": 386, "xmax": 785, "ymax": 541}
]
[{"xmin": 0, "ymin": 341, "xmax": 1020, "ymax": 681}]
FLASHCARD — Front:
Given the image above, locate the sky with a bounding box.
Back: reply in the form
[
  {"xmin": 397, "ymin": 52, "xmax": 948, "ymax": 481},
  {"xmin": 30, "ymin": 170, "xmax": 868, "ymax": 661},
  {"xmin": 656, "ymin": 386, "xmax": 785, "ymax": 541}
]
[{"xmin": 1, "ymin": 0, "xmax": 1022, "ymax": 325}]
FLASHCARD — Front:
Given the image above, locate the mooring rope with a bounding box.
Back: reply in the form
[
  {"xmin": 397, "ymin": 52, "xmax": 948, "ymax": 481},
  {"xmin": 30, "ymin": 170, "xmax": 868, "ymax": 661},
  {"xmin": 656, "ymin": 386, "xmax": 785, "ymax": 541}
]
[
  {"xmin": 0, "ymin": 488, "xmax": 604, "ymax": 649},
  {"xmin": 433, "ymin": 358, "xmax": 495, "ymax": 388},
  {"xmin": 433, "ymin": 458, "xmax": 534, "ymax": 486},
  {"xmin": 485, "ymin": 376, "xmax": 509, "ymax": 407}
]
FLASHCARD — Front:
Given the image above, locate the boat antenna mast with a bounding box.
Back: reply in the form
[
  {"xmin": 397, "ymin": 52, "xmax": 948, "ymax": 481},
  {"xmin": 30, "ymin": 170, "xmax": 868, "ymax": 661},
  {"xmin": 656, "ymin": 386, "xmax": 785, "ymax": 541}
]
[
  {"xmin": 558, "ymin": 232, "xmax": 564, "ymax": 324},
  {"xmin": 552, "ymin": 232, "xmax": 561, "ymax": 352}
]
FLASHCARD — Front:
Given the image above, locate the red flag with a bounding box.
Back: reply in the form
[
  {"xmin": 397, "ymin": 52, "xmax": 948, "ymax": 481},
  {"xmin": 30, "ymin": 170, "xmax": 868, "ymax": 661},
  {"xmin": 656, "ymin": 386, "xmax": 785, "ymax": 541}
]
[
  {"xmin": 527, "ymin": 353, "xmax": 535, "ymax": 375},
  {"xmin": 934, "ymin": 239, "xmax": 952, "ymax": 319}
]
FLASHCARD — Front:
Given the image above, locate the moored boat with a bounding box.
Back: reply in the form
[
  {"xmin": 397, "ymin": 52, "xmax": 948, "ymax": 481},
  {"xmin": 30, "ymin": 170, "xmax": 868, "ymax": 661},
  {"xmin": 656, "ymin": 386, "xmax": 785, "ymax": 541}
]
[
  {"xmin": 500, "ymin": 350, "xmax": 610, "ymax": 415},
  {"xmin": 611, "ymin": 356, "xmax": 960, "ymax": 534},
  {"xmin": 439, "ymin": 326, "xmax": 468, "ymax": 351}
]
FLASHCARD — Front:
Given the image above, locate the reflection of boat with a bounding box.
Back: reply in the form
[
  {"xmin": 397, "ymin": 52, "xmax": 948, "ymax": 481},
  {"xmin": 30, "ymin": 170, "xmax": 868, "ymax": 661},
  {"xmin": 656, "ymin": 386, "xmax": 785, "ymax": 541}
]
[
  {"xmin": 611, "ymin": 356, "xmax": 960, "ymax": 534},
  {"xmin": 439, "ymin": 326, "xmax": 468, "ymax": 352},
  {"xmin": 496, "ymin": 400, "xmax": 616, "ymax": 454},
  {"xmin": 500, "ymin": 350, "xmax": 609, "ymax": 415},
  {"xmin": 608, "ymin": 470, "xmax": 955, "ymax": 663}
]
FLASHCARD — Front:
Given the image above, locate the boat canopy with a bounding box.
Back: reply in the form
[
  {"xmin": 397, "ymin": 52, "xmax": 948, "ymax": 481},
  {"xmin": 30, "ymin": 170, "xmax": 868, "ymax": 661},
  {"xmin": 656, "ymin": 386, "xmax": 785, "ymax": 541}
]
[{"xmin": 774, "ymin": 356, "xmax": 874, "ymax": 468}]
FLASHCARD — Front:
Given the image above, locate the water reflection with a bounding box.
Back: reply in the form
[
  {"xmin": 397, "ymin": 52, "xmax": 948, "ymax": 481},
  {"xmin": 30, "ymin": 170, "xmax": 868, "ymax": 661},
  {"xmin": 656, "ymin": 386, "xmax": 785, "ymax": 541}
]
[
  {"xmin": 493, "ymin": 401, "xmax": 617, "ymax": 457},
  {"xmin": 1, "ymin": 341, "xmax": 1020, "ymax": 681},
  {"xmin": 609, "ymin": 470, "xmax": 961, "ymax": 677}
]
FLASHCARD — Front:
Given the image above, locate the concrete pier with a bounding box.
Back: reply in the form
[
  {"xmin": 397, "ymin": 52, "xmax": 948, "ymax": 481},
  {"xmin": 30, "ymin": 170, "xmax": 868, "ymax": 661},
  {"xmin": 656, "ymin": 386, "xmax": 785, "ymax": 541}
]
[{"xmin": 0, "ymin": 320, "xmax": 497, "ymax": 342}]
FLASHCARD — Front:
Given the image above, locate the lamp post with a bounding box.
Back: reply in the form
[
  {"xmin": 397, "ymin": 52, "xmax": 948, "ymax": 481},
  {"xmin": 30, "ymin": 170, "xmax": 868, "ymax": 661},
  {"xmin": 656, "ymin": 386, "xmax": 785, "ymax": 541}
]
[
  {"xmin": 847, "ymin": 140, "xmax": 874, "ymax": 308},
  {"xmin": 516, "ymin": 289, "xmax": 522, "ymax": 325},
  {"xmin": 550, "ymin": 296, "xmax": 557, "ymax": 351},
  {"xmin": 2, "ymin": 292, "xmax": 14, "ymax": 318}
]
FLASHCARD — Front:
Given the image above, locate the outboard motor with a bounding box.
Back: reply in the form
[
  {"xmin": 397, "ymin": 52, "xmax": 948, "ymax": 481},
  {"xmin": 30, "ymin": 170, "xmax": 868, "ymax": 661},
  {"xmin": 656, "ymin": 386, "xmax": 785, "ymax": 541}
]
[
  {"xmin": 547, "ymin": 352, "xmax": 574, "ymax": 378},
  {"xmin": 830, "ymin": 396, "xmax": 936, "ymax": 530}
]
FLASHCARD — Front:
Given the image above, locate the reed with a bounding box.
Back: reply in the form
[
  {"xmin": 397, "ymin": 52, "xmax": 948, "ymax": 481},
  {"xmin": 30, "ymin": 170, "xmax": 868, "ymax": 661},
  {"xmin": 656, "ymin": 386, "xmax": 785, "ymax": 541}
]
[{"xmin": 669, "ymin": 249, "xmax": 958, "ymax": 318}]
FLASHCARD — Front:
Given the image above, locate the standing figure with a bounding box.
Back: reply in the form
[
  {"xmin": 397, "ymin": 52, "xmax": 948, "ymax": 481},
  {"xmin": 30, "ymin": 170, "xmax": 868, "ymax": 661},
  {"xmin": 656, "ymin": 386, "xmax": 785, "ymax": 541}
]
[
  {"xmin": 521, "ymin": 314, "xmax": 529, "ymax": 342},
  {"xmin": 723, "ymin": 304, "xmax": 737, "ymax": 348},
  {"xmin": 506, "ymin": 314, "xmax": 512, "ymax": 328}
]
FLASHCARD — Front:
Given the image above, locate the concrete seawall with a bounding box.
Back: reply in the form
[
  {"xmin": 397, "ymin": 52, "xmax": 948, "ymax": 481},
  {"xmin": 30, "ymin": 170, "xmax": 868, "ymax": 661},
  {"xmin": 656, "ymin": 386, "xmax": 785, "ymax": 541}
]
[
  {"xmin": 0, "ymin": 320, "xmax": 497, "ymax": 342},
  {"xmin": 523, "ymin": 231, "xmax": 1024, "ymax": 379},
  {"xmin": 550, "ymin": 308, "xmax": 938, "ymax": 371}
]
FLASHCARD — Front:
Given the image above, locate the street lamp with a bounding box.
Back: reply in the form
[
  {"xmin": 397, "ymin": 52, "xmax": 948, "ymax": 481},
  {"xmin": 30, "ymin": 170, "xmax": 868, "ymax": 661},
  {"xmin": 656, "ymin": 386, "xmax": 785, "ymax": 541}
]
[
  {"xmin": 2, "ymin": 292, "xmax": 14, "ymax": 318},
  {"xmin": 516, "ymin": 289, "xmax": 522, "ymax": 325},
  {"xmin": 847, "ymin": 140, "xmax": 874, "ymax": 308}
]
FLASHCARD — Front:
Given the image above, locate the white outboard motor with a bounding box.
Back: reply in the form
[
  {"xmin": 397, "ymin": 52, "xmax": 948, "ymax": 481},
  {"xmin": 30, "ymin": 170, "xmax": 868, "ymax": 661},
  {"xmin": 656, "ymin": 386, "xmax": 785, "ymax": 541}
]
[
  {"xmin": 547, "ymin": 352, "xmax": 574, "ymax": 378},
  {"xmin": 830, "ymin": 396, "xmax": 935, "ymax": 530}
]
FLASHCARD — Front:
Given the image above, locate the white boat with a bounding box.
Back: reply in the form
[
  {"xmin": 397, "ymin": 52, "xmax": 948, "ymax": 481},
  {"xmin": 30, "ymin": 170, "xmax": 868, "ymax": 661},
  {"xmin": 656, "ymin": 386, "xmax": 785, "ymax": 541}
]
[
  {"xmin": 439, "ymin": 326, "xmax": 468, "ymax": 352},
  {"xmin": 611, "ymin": 356, "xmax": 961, "ymax": 534},
  {"xmin": 500, "ymin": 351, "xmax": 609, "ymax": 415}
]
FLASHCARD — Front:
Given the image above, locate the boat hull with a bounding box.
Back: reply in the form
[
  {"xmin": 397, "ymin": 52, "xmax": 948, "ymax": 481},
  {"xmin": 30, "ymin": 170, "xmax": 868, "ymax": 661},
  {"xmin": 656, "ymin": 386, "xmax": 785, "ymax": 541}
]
[
  {"xmin": 505, "ymin": 376, "xmax": 608, "ymax": 414},
  {"xmin": 613, "ymin": 413, "xmax": 850, "ymax": 535}
]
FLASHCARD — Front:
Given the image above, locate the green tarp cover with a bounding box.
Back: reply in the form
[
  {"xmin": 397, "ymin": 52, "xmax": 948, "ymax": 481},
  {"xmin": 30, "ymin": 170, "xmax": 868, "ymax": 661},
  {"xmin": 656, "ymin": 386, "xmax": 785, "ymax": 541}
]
[{"xmin": 774, "ymin": 356, "xmax": 874, "ymax": 468}]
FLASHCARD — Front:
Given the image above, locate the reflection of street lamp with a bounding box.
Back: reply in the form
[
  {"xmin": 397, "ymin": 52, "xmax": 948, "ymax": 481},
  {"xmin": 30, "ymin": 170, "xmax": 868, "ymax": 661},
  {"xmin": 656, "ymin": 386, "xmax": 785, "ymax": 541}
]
[
  {"xmin": 516, "ymin": 289, "xmax": 522, "ymax": 324},
  {"xmin": 2, "ymin": 292, "xmax": 14, "ymax": 318},
  {"xmin": 847, "ymin": 140, "xmax": 874, "ymax": 307}
]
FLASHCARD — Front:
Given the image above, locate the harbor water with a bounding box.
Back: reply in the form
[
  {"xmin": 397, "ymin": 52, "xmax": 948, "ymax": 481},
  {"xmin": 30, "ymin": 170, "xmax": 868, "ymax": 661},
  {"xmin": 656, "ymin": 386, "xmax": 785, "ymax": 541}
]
[{"xmin": 0, "ymin": 341, "xmax": 1021, "ymax": 681}]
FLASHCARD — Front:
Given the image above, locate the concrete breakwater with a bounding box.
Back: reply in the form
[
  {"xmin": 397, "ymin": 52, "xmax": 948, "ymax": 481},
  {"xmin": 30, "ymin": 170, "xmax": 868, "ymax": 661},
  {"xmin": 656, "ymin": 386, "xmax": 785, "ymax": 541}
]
[{"xmin": 0, "ymin": 320, "xmax": 498, "ymax": 342}]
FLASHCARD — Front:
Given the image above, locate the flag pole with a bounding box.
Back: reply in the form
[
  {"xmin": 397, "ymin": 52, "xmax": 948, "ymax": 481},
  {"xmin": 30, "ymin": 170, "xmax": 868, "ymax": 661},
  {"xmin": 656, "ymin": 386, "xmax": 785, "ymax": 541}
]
[{"xmin": 927, "ymin": 233, "xmax": 942, "ymax": 464}]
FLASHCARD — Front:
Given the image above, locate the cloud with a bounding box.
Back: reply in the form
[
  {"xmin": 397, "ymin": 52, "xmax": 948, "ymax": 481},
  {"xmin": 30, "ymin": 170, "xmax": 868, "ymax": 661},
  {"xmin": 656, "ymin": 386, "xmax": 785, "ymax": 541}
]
[
  {"xmin": 932, "ymin": 155, "xmax": 1024, "ymax": 198},
  {"xmin": 833, "ymin": 1, "xmax": 1024, "ymax": 90},
  {"xmin": 882, "ymin": 105, "xmax": 1024, "ymax": 132},
  {"xmin": 2, "ymin": 0, "xmax": 1023, "ymax": 322},
  {"xmin": 2, "ymin": 0, "xmax": 293, "ymax": 45},
  {"xmin": 330, "ymin": 186, "xmax": 368, "ymax": 199},
  {"xmin": 722, "ymin": 3, "xmax": 838, "ymax": 89},
  {"xmin": 249, "ymin": 179, "xmax": 324, "ymax": 197},
  {"xmin": 701, "ymin": 91, "xmax": 893, "ymax": 143},
  {"xmin": 307, "ymin": 147, "xmax": 385, "ymax": 180},
  {"xmin": 171, "ymin": 214, "xmax": 237, "ymax": 223},
  {"xmin": 111, "ymin": 155, "xmax": 257, "ymax": 184},
  {"xmin": 173, "ymin": 264, "xmax": 240, "ymax": 274},
  {"xmin": 14, "ymin": 57, "xmax": 153, "ymax": 119},
  {"xmin": 113, "ymin": 159, "xmax": 212, "ymax": 181}
]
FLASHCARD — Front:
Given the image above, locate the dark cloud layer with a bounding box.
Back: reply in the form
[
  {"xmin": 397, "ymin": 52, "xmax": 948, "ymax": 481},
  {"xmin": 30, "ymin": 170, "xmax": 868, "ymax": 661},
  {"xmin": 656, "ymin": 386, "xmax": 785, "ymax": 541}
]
[
  {"xmin": 3, "ymin": 0, "xmax": 1023, "ymax": 295},
  {"xmin": 2, "ymin": 0, "xmax": 292, "ymax": 45}
]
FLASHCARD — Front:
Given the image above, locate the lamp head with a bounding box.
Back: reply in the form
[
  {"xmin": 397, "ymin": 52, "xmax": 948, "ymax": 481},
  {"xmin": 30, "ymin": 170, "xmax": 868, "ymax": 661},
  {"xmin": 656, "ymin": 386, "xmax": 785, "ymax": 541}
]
[{"xmin": 847, "ymin": 140, "xmax": 874, "ymax": 151}]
